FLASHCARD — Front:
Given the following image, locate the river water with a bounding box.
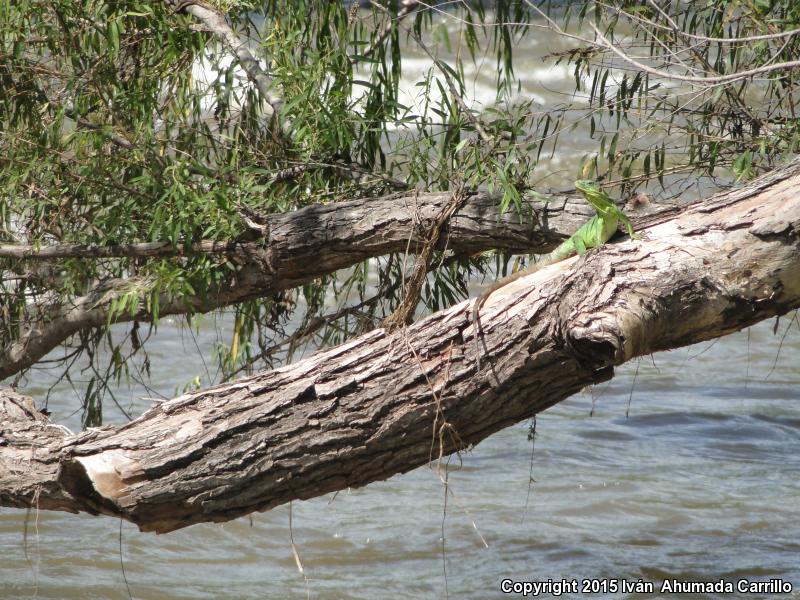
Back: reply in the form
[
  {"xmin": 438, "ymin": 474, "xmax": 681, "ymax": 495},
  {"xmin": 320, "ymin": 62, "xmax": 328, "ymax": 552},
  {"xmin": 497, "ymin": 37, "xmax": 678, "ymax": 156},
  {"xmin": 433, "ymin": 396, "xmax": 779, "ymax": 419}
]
[{"xmin": 2, "ymin": 13, "xmax": 800, "ymax": 600}]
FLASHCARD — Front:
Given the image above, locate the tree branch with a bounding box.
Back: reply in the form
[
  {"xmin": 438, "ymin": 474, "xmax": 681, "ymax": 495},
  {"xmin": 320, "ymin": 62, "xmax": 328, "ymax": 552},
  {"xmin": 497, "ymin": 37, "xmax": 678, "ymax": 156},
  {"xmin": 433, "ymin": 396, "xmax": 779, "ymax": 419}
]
[
  {"xmin": 166, "ymin": 0, "xmax": 283, "ymax": 128},
  {"xmin": 0, "ymin": 240, "xmax": 239, "ymax": 260},
  {"xmin": 525, "ymin": 0, "xmax": 800, "ymax": 85},
  {"xmin": 356, "ymin": 0, "xmax": 421, "ymax": 62},
  {"xmin": 588, "ymin": 22, "xmax": 800, "ymax": 85},
  {"xmin": 1, "ymin": 188, "xmax": 607, "ymax": 380}
]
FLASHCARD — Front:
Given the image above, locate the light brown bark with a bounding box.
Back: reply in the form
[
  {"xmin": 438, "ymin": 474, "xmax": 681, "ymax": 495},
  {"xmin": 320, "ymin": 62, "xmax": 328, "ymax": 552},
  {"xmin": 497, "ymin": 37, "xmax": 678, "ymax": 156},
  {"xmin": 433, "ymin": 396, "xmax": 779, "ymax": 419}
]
[{"xmin": 1, "ymin": 159, "xmax": 798, "ymax": 533}]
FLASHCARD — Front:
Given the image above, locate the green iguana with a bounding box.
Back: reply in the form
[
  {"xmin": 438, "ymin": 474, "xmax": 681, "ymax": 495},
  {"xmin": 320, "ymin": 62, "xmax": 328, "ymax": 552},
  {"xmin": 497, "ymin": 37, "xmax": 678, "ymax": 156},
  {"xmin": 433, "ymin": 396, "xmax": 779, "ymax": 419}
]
[{"xmin": 472, "ymin": 179, "xmax": 637, "ymax": 373}]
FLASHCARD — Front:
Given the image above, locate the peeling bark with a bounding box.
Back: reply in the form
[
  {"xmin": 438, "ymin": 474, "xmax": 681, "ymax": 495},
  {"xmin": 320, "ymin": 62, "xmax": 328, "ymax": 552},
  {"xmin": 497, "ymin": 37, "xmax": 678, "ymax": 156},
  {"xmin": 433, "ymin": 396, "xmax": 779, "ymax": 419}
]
[{"xmin": 1, "ymin": 159, "xmax": 798, "ymax": 533}]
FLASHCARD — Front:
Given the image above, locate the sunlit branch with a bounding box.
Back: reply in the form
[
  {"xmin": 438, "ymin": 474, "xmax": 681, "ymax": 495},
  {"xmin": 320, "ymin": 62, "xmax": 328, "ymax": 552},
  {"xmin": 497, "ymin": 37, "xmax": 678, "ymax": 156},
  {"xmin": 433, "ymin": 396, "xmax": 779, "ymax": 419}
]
[
  {"xmin": 165, "ymin": 0, "xmax": 283, "ymax": 128},
  {"xmin": 588, "ymin": 22, "xmax": 800, "ymax": 85}
]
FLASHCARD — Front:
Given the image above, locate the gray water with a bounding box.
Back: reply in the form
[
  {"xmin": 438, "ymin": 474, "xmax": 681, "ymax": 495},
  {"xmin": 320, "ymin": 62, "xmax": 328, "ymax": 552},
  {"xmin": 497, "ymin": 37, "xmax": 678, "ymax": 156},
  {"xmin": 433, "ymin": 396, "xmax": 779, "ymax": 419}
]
[{"xmin": 3, "ymin": 15, "xmax": 800, "ymax": 600}]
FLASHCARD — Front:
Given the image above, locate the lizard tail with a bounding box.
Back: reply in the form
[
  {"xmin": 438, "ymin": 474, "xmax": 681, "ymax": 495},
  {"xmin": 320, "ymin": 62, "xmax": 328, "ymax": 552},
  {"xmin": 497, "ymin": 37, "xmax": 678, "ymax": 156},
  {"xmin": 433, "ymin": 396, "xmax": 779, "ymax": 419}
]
[
  {"xmin": 471, "ymin": 254, "xmax": 556, "ymax": 378},
  {"xmin": 472, "ymin": 300, "xmax": 483, "ymax": 374}
]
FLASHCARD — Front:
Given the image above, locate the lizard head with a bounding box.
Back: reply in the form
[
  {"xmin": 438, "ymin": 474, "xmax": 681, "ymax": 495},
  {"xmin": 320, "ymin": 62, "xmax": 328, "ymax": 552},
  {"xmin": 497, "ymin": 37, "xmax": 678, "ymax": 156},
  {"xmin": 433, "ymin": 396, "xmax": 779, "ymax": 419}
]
[
  {"xmin": 574, "ymin": 179, "xmax": 613, "ymax": 211},
  {"xmin": 574, "ymin": 179, "xmax": 599, "ymax": 193}
]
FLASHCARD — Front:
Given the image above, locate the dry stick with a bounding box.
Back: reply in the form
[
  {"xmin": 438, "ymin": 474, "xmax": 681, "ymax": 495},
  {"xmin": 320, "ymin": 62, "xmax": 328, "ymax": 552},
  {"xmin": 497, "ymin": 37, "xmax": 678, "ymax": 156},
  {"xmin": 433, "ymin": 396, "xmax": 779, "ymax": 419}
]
[
  {"xmin": 381, "ymin": 182, "xmax": 468, "ymax": 331},
  {"xmin": 588, "ymin": 22, "xmax": 800, "ymax": 85},
  {"xmin": 637, "ymin": 1, "xmax": 800, "ymax": 44},
  {"xmin": 598, "ymin": 0, "xmax": 800, "ymax": 49},
  {"xmin": 403, "ymin": 336, "xmax": 454, "ymax": 469},
  {"xmin": 167, "ymin": 0, "xmax": 282, "ymax": 126},
  {"xmin": 765, "ymin": 310, "xmax": 799, "ymax": 380},
  {"xmin": 437, "ymin": 479, "xmax": 489, "ymax": 548},
  {"xmin": 119, "ymin": 518, "xmax": 133, "ymax": 600},
  {"xmin": 524, "ymin": 0, "xmax": 800, "ymax": 85},
  {"xmin": 521, "ymin": 415, "xmax": 537, "ymax": 523},
  {"xmin": 25, "ymin": 488, "xmax": 42, "ymax": 595},
  {"xmin": 441, "ymin": 457, "xmax": 450, "ymax": 600},
  {"xmin": 287, "ymin": 502, "xmax": 312, "ymax": 600},
  {"xmin": 745, "ymin": 328, "xmax": 751, "ymax": 390},
  {"xmin": 626, "ymin": 360, "xmax": 640, "ymax": 418},
  {"xmin": 588, "ymin": 1, "xmax": 699, "ymax": 66}
]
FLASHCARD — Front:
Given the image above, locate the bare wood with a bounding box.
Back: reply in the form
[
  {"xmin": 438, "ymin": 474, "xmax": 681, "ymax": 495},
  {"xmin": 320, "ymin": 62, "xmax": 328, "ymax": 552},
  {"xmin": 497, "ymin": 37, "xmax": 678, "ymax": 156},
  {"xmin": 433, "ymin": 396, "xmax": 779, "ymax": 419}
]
[
  {"xmin": 2, "ymin": 159, "xmax": 798, "ymax": 532},
  {"xmin": 381, "ymin": 184, "xmax": 468, "ymax": 331}
]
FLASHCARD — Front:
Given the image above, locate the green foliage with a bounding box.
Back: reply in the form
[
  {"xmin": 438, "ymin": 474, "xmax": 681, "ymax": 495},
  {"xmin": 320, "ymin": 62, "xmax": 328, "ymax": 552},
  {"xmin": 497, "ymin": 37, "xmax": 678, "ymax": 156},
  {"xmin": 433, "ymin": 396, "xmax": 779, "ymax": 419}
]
[
  {"xmin": 552, "ymin": 0, "xmax": 800, "ymax": 187},
  {"xmin": 0, "ymin": 0, "xmax": 532, "ymax": 416}
]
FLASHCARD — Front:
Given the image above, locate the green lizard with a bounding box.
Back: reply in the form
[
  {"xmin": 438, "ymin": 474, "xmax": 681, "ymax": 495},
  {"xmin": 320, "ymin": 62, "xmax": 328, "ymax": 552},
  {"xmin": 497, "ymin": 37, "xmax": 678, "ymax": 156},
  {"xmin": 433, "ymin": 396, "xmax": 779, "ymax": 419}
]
[{"xmin": 472, "ymin": 179, "xmax": 636, "ymax": 373}]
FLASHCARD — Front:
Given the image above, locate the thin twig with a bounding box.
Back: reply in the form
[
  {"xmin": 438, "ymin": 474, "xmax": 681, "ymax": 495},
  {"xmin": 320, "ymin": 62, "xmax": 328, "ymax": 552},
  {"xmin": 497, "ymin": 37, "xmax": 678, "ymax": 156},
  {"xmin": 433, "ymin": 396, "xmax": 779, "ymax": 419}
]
[
  {"xmin": 588, "ymin": 22, "xmax": 800, "ymax": 85},
  {"xmin": 413, "ymin": 33, "xmax": 495, "ymax": 146}
]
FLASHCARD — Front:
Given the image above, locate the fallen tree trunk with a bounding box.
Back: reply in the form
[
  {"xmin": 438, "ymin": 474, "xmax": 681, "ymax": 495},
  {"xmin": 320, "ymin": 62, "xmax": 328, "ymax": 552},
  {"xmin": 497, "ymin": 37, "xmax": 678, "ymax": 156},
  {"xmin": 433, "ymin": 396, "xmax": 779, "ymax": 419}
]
[
  {"xmin": 1, "ymin": 189, "xmax": 597, "ymax": 380},
  {"xmin": 1, "ymin": 160, "xmax": 798, "ymax": 532}
]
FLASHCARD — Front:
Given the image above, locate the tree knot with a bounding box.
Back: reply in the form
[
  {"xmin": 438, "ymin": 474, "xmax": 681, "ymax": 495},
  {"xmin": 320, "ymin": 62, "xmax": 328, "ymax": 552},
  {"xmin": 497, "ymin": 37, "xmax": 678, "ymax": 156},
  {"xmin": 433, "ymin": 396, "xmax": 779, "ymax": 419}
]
[{"xmin": 563, "ymin": 316, "xmax": 621, "ymax": 371}]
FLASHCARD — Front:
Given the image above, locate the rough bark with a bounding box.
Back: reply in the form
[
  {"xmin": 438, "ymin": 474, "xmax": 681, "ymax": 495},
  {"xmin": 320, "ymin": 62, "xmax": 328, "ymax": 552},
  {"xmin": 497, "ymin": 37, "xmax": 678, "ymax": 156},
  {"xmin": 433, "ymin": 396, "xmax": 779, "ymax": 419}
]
[
  {"xmin": 1, "ymin": 189, "xmax": 598, "ymax": 380},
  {"xmin": 1, "ymin": 159, "xmax": 798, "ymax": 533}
]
